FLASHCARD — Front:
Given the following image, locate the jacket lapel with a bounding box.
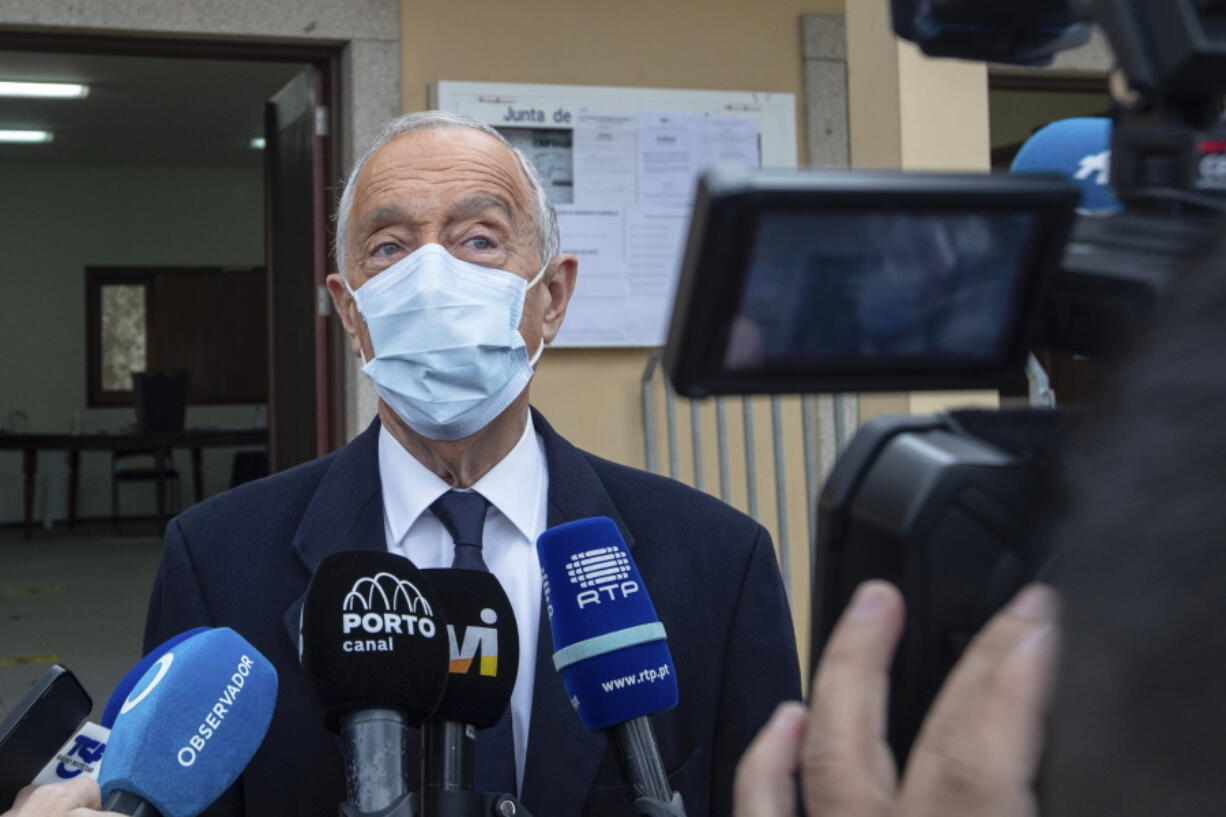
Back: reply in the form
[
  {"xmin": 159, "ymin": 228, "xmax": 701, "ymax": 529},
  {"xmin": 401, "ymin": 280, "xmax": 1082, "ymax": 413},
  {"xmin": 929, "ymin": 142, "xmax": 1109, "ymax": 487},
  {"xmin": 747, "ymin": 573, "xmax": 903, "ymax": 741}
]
[
  {"xmin": 520, "ymin": 408, "xmax": 634, "ymax": 816},
  {"xmin": 280, "ymin": 418, "xmax": 386, "ymax": 653}
]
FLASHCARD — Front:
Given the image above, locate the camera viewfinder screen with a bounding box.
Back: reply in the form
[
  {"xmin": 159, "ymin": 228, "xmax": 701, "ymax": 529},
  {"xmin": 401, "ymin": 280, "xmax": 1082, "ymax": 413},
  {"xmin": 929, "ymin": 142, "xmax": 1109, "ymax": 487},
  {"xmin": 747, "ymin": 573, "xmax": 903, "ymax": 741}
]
[{"xmin": 725, "ymin": 211, "xmax": 1039, "ymax": 372}]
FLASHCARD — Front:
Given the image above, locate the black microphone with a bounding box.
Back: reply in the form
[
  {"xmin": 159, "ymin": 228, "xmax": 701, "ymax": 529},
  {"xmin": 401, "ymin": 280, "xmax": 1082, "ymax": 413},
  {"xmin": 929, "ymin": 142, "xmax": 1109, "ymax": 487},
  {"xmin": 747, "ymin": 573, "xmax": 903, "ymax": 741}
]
[
  {"xmin": 418, "ymin": 568, "xmax": 519, "ymax": 817},
  {"xmin": 537, "ymin": 518, "xmax": 686, "ymax": 817},
  {"xmin": 300, "ymin": 551, "xmax": 450, "ymax": 817},
  {"xmin": 0, "ymin": 665, "xmax": 93, "ymax": 806}
]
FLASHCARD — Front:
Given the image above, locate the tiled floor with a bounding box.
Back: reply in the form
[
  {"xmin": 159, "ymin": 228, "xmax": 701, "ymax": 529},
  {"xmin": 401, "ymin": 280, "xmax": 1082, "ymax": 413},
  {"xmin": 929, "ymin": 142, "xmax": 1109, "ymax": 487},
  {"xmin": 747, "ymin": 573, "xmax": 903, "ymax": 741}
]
[{"xmin": 0, "ymin": 526, "xmax": 163, "ymax": 723}]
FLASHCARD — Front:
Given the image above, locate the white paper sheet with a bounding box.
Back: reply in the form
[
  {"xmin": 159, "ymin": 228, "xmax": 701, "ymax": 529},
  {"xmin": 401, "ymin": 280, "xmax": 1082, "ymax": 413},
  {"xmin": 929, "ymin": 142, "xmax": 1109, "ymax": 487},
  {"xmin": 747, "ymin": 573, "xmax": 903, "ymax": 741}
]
[
  {"xmin": 700, "ymin": 115, "xmax": 761, "ymax": 170},
  {"xmin": 553, "ymin": 206, "xmax": 632, "ymax": 345},
  {"xmin": 573, "ymin": 113, "xmax": 638, "ymax": 206},
  {"xmin": 624, "ymin": 206, "xmax": 691, "ymax": 344},
  {"xmin": 635, "ymin": 112, "xmax": 700, "ymax": 208},
  {"xmin": 552, "ymin": 112, "xmax": 760, "ymax": 345}
]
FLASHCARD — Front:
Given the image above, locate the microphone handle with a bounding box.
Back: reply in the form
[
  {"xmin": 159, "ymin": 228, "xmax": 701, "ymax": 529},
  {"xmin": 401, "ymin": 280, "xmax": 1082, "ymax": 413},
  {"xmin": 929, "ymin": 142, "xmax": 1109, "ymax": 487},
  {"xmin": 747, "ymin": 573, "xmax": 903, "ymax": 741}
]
[
  {"xmin": 607, "ymin": 716, "xmax": 680, "ymax": 808},
  {"xmin": 341, "ymin": 708, "xmax": 410, "ymax": 814},
  {"xmin": 103, "ymin": 790, "xmax": 162, "ymax": 817},
  {"xmin": 420, "ymin": 721, "xmax": 474, "ymax": 816}
]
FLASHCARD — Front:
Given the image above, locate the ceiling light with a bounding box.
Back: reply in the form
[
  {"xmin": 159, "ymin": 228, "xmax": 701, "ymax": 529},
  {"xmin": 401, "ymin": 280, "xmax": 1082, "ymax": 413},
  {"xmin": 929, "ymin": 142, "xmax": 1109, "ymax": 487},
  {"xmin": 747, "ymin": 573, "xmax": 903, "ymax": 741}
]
[
  {"xmin": 0, "ymin": 81, "xmax": 89, "ymax": 99},
  {"xmin": 0, "ymin": 130, "xmax": 53, "ymax": 143},
  {"xmin": 249, "ymin": 137, "xmax": 266, "ymax": 149}
]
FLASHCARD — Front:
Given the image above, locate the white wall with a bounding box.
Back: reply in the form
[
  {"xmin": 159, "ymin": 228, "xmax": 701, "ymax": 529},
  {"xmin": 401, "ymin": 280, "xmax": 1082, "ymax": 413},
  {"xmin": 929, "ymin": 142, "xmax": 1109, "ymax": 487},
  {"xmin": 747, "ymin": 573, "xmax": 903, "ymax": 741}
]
[{"xmin": 0, "ymin": 160, "xmax": 265, "ymax": 524}]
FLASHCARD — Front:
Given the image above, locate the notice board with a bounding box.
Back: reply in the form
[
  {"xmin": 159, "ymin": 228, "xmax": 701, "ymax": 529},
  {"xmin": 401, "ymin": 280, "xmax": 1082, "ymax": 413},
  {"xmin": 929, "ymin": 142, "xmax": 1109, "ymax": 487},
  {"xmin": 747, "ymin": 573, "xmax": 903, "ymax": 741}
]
[{"xmin": 431, "ymin": 81, "xmax": 798, "ymax": 347}]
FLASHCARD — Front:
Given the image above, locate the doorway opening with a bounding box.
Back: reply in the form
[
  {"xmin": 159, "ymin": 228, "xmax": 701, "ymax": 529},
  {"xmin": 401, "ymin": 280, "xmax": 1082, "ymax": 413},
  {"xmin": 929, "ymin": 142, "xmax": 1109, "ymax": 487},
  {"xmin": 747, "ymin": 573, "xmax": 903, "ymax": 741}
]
[{"xmin": 0, "ymin": 34, "xmax": 345, "ymax": 533}]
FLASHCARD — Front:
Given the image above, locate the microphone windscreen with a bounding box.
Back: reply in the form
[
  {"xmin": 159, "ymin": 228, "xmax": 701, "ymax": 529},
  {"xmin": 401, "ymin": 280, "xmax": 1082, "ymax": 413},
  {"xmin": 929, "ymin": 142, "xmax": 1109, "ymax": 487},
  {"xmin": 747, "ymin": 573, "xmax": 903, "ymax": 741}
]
[
  {"xmin": 421, "ymin": 569, "xmax": 519, "ymax": 729},
  {"xmin": 537, "ymin": 517, "xmax": 678, "ymax": 731},
  {"xmin": 1011, "ymin": 117, "xmax": 1121, "ymax": 213},
  {"xmin": 99, "ymin": 628, "xmax": 277, "ymax": 817},
  {"xmin": 300, "ymin": 551, "xmax": 450, "ymax": 729},
  {"xmin": 102, "ymin": 628, "xmax": 209, "ymax": 729}
]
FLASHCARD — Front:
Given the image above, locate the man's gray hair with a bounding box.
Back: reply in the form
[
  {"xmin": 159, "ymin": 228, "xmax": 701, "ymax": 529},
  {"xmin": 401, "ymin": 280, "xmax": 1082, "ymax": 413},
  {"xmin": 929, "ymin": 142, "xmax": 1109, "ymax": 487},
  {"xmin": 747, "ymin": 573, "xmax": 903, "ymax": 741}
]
[{"xmin": 334, "ymin": 110, "xmax": 561, "ymax": 276}]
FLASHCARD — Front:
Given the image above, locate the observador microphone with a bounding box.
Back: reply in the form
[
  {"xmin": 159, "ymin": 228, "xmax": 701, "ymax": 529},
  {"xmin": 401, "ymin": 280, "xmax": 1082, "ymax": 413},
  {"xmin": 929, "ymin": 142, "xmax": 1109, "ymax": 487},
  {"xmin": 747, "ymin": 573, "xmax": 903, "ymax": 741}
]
[
  {"xmin": 99, "ymin": 628, "xmax": 277, "ymax": 817},
  {"xmin": 27, "ymin": 630, "xmax": 207, "ymax": 791},
  {"xmin": 101, "ymin": 628, "xmax": 211, "ymax": 729},
  {"xmin": 537, "ymin": 517, "xmax": 686, "ymax": 817},
  {"xmin": 300, "ymin": 551, "xmax": 450, "ymax": 817},
  {"xmin": 419, "ymin": 568, "xmax": 521, "ymax": 817}
]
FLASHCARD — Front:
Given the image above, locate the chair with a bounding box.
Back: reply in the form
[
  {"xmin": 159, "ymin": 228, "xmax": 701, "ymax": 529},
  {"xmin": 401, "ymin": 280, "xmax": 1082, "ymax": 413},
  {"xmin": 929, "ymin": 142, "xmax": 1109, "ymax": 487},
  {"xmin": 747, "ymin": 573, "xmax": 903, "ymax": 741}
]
[{"xmin": 111, "ymin": 370, "xmax": 188, "ymax": 531}]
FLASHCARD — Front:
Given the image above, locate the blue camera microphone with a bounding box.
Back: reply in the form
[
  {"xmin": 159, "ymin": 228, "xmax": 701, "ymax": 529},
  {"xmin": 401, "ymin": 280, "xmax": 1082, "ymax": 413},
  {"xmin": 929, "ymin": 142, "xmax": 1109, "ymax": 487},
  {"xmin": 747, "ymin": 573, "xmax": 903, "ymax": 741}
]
[
  {"xmin": 101, "ymin": 628, "xmax": 210, "ymax": 730},
  {"xmin": 537, "ymin": 517, "xmax": 685, "ymax": 817},
  {"xmin": 1012, "ymin": 117, "xmax": 1122, "ymax": 214},
  {"xmin": 99, "ymin": 628, "xmax": 277, "ymax": 817}
]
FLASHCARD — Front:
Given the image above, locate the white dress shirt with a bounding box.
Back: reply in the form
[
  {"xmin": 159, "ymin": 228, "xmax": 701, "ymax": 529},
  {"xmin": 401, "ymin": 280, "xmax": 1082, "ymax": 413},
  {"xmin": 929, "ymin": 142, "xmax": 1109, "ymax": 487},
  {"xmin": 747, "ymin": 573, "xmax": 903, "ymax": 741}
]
[{"xmin": 378, "ymin": 416, "xmax": 547, "ymax": 794}]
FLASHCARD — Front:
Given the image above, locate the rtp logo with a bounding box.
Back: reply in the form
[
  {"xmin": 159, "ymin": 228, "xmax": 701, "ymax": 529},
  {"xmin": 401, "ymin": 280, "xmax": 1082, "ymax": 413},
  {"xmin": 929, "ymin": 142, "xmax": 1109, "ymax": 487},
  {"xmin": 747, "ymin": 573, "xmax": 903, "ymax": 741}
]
[
  {"xmin": 565, "ymin": 547, "xmax": 639, "ymax": 609},
  {"xmin": 447, "ymin": 608, "xmax": 499, "ymax": 677}
]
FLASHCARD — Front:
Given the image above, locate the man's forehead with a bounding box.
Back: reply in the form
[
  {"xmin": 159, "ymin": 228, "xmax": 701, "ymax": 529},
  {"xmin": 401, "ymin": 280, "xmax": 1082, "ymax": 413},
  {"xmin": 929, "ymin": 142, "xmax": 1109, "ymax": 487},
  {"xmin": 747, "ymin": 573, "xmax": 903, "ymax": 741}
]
[{"xmin": 354, "ymin": 126, "xmax": 532, "ymax": 216}]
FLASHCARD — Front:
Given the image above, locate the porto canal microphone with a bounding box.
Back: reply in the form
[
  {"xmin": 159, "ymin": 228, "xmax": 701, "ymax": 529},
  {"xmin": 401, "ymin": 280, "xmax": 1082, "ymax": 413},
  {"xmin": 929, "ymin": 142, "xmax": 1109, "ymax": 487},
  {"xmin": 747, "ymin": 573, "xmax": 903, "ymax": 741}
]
[
  {"xmin": 99, "ymin": 628, "xmax": 277, "ymax": 817},
  {"xmin": 419, "ymin": 568, "xmax": 519, "ymax": 814},
  {"xmin": 101, "ymin": 628, "xmax": 210, "ymax": 730},
  {"xmin": 0, "ymin": 665, "xmax": 93, "ymax": 805},
  {"xmin": 537, "ymin": 517, "xmax": 686, "ymax": 817},
  {"xmin": 300, "ymin": 551, "xmax": 450, "ymax": 817}
]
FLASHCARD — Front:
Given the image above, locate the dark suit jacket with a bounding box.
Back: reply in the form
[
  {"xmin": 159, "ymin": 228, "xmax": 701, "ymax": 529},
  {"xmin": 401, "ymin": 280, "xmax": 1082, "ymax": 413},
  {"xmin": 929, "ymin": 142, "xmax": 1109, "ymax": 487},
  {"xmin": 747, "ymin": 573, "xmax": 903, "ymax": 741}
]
[{"xmin": 145, "ymin": 410, "xmax": 800, "ymax": 817}]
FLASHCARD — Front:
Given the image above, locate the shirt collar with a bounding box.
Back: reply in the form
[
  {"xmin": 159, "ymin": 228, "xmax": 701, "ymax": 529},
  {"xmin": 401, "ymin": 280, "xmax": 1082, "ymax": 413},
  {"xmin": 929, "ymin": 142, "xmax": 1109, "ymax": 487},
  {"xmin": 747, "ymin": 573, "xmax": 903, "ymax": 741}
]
[{"xmin": 378, "ymin": 414, "xmax": 545, "ymax": 548}]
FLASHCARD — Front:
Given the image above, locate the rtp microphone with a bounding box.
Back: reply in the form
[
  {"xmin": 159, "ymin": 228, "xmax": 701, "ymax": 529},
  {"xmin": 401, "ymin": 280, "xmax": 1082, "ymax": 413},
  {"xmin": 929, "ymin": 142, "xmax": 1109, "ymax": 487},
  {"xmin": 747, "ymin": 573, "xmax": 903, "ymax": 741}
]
[
  {"xmin": 0, "ymin": 665, "xmax": 93, "ymax": 805},
  {"xmin": 300, "ymin": 551, "xmax": 450, "ymax": 817},
  {"xmin": 419, "ymin": 568, "xmax": 519, "ymax": 814},
  {"xmin": 1011, "ymin": 117, "xmax": 1122, "ymax": 214},
  {"xmin": 99, "ymin": 628, "xmax": 277, "ymax": 817},
  {"xmin": 537, "ymin": 517, "xmax": 685, "ymax": 817},
  {"xmin": 101, "ymin": 628, "xmax": 210, "ymax": 729}
]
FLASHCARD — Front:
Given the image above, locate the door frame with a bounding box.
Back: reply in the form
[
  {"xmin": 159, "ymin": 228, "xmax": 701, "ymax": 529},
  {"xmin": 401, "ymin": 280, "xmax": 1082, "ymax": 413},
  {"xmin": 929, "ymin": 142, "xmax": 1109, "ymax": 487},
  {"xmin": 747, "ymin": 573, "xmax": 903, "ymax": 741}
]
[{"xmin": 0, "ymin": 28, "xmax": 356, "ymax": 456}]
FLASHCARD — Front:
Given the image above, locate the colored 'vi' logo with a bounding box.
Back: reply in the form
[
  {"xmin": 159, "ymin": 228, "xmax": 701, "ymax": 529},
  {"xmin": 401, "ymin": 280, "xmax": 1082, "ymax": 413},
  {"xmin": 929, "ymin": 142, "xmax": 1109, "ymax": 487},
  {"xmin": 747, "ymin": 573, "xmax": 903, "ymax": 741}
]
[{"xmin": 447, "ymin": 608, "xmax": 499, "ymax": 677}]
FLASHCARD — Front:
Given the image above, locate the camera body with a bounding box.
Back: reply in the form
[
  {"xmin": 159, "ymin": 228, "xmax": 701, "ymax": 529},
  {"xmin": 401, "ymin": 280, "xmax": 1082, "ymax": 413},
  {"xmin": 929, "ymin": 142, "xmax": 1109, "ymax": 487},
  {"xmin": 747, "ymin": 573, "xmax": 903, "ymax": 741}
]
[{"xmin": 662, "ymin": 0, "xmax": 1226, "ymax": 765}]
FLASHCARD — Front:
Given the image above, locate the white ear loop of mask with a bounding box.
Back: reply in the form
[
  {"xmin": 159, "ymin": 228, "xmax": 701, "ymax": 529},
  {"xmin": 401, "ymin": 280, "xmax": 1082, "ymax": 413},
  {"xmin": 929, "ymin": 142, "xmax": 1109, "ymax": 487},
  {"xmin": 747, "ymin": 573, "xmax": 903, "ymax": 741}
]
[{"xmin": 346, "ymin": 254, "xmax": 552, "ymax": 367}]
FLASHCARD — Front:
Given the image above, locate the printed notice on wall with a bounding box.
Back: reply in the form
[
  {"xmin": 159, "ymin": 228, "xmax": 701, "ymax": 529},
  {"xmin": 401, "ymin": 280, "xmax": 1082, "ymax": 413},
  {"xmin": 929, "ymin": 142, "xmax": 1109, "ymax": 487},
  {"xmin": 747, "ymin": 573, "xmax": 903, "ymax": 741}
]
[{"xmin": 514, "ymin": 110, "xmax": 760, "ymax": 346}]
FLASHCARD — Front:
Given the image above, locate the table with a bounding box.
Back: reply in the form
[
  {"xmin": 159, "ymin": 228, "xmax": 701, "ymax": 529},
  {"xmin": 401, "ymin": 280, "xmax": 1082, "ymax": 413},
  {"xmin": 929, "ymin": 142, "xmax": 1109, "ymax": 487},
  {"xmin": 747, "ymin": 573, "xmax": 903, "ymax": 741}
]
[{"xmin": 0, "ymin": 428, "xmax": 268, "ymax": 539}]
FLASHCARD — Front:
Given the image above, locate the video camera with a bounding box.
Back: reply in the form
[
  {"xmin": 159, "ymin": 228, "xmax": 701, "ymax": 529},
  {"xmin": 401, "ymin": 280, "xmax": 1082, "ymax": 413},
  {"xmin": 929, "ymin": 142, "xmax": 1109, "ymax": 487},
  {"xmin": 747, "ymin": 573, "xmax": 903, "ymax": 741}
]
[{"xmin": 662, "ymin": 0, "xmax": 1226, "ymax": 762}]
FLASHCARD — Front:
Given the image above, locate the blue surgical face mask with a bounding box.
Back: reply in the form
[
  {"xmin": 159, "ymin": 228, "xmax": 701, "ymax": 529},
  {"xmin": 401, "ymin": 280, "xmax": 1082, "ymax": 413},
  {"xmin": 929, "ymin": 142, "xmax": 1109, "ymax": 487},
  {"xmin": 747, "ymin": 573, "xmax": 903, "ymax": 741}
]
[{"xmin": 345, "ymin": 243, "xmax": 547, "ymax": 441}]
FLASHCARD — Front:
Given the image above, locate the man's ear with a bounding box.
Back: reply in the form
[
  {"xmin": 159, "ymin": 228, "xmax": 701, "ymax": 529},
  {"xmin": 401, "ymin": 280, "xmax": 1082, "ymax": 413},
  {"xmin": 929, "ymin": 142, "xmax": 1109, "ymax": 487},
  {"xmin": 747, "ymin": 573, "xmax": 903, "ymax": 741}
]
[
  {"xmin": 540, "ymin": 253, "xmax": 579, "ymax": 345},
  {"xmin": 325, "ymin": 273, "xmax": 368, "ymax": 359}
]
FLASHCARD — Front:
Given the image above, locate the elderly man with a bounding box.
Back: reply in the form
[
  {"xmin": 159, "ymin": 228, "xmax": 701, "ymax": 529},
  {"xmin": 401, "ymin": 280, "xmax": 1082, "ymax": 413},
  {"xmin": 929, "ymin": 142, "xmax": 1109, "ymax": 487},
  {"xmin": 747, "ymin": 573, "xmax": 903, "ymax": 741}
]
[{"xmin": 144, "ymin": 111, "xmax": 799, "ymax": 817}]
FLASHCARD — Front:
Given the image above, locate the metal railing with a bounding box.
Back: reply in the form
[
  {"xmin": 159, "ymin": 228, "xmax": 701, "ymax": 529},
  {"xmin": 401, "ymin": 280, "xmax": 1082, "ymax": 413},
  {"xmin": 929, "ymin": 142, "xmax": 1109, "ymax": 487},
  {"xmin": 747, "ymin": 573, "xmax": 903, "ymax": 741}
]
[{"xmin": 639, "ymin": 351, "xmax": 857, "ymax": 602}]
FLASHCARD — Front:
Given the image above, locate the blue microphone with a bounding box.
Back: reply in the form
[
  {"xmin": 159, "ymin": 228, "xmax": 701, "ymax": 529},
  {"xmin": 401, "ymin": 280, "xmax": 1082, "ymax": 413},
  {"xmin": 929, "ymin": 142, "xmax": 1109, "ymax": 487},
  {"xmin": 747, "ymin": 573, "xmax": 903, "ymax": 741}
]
[
  {"xmin": 537, "ymin": 517, "xmax": 685, "ymax": 817},
  {"xmin": 99, "ymin": 628, "xmax": 277, "ymax": 817},
  {"xmin": 101, "ymin": 628, "xmax": 210, "ymax": 730},
  {"xmin": 1011, "ymin": 117, "xmax": 1122, "ymax": 214}
]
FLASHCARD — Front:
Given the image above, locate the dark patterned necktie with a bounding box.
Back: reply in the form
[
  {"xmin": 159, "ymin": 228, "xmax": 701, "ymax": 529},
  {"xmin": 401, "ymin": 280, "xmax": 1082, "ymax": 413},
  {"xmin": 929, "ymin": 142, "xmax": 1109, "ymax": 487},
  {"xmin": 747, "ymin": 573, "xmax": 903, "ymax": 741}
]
[{"xmin": 429, "ymin": 490, "xmax": 518, "ymax": 796}]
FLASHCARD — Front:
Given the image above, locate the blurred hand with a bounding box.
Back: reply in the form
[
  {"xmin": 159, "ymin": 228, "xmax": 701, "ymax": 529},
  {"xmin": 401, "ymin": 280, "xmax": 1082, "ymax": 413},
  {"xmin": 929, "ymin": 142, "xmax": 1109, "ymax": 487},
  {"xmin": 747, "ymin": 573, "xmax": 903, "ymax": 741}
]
[
  {"xmin": 2, "ymin": 778, "xmax": 121, "ymax": 817},
  {"xmin": 734, "ymin": 580, "xmax": 1059, "ymax": 817}
]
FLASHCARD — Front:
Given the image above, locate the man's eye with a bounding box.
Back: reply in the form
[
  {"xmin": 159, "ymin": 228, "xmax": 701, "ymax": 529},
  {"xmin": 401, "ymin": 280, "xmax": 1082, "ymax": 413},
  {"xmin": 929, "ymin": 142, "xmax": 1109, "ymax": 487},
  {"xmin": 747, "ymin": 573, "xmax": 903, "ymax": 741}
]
[
  {"xmin": 373, "ymin": 242, "xmax": 402, "ymax": 257},
  {"xmin": 466, "ymin": 236, "xmax": 495, "ymax": 251}
]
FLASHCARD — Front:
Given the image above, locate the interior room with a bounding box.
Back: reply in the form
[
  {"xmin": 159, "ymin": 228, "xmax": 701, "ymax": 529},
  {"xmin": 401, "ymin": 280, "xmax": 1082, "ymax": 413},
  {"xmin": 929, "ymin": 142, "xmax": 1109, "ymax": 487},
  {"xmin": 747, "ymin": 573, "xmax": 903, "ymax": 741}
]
[
  {"xmin": 0, "ymin": 50, "xmax": 313, "ymax": 529},
  {"xmin": 0, "ymin": 46, "xmax": 316, "ymax": 716}
]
